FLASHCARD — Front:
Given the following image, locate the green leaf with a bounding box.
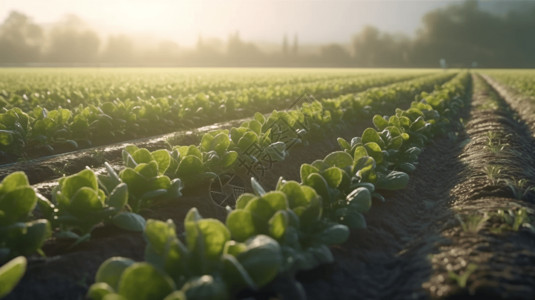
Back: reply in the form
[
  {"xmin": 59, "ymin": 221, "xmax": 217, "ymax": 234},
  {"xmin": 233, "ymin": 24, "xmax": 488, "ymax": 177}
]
[
  {"xmin": 260, "ymin": 191, "xmax": 287, "ymax": 210},
  {"xmin": 197, "ymin": 219, "xmax": 231, "ymax": 261},
  {"xmin": 300, "ymin": 164, "xmax": 319, "ymax": 183},
  {"xmin": 251, "ymin": 177, "xmax": 266, "ymax": 196},
  {"xmin": 361, "ymin": 128, "xmax": 384, "ymax": 148},
  {"xmin": 135, "ymin": 162, "xmax": 159, "ymax": 179},
  {"xmin": 15, "ymin": 220, "xmax": 52, "ymax": 255},
  {"xmin": 237, "ymin": 235, "xmax": 282, "ymax": 287},
  {"xmin": 254, "ymin": 112, "xmax": 265, "ymax": 124},
  {"xmin": 353, "ymin": 156, "xmax": 376, "ymax": 181},
  {"xmin": 132, "ymin": 148, "xmax": 153, "ymax": 164},
  {"xmin": 376, "ymin": 171, "xmax": 409, "ymax": 191},
  {"xmin": 95, "ymin": 257, "xmax": 135, "ymax": 291},
  {"xmin": 200, "ymin": 134, "xmax": 214, "ymax": 152},
  {"xmin": 278, "ymin": 181, "xmax": 309, "ymax": 208},
  {"xmin": 364, "ymin": 142, "xmax": 383, "ymax": 164},
  {"xmin": 311, "ymin": 159, "xmax": 329, "ymax": 171},
  {"xmin": 112, "ymin": 212, "xmax": 145, "ymax": 232},
  {"xmin": 341, "ymin": 212, "xmax": 367, "ymax": 229},
  {"xmin": 303, "ymin": 173, "xmax": 330, "ymax": 203},
  {"xmin": 119, "ymin": 168, "xmax": 145, "ymax": 195},
  {"xmin": 268, "ymin": 211, "xmax": 289, "ymax": 240},
  {"xmin": 69, "ymin": 187, "xmax": 104, "ymax": 214},
  {"xmin": 317, "ymin": 224, "xmax": 350, "ymax": 245},
  {"xmin": 353, "ymin": 146, "xmax": 368, "ymax": 161},
  {"xmin": 107, "ymin": 183, "xmax": 128, "ymax": 209},
  {"xmin": 144, "ymin": 219, "xmax": 177, "ymax": 254},
  {"xmin": 181, "ymin": 275, "xmax": 228, "ymax": 300},
  {"xmin": 118, "ymin": 263, "xmax": 175, "ymax": 300},
  {"xmin": 226, "ymin": 210, "xmax": 257, "ymax": 242},
  {"xmin": 0, "ymin": 172, "xmax": 30, "ymax": 193},
  {"xmin": 0, "ymin": 187, "xmax": 36, "ymax": 225},
  {"xmin": 323, "ymin": 151, "xmax": 353, "ymax": 169},
  {"xmin": 248, "ymin": 120, "xmax": 262, "ymax": 135},
  {"xmin": 0, "ymin": 256, "xmax": 26, "ymax": 298},
  {"xmin": 244, "ymin": 198, "xmax": 277, "ymax": 231},
  {"xmin": 235, "ymin": 193, "xmax": 257, "ymax": 210},
  {"xmin": 176, "ymin": 156, "xmax": 203, "ymax": 178},
  {"xmin": 372, "ymin": 115, "xmax": 389, "ymax": 131},
  {"xmin": 0, "ymin": 130, "xmax": 14, "ymax": 146},
  {"xmin": 346, "ymin": 187, "xmax": 372, "ymax": 213},
  {"xmin": 221, "ymin": 151, "xmax": 238, "ymax": 169},
  {"xmin": 322, "ymin": 167, "xmax": 343, "ymax": 188},
  {"xmin": 60, "ymin": 169, "xmax": 98, "ymax": 199},
  {"xmin": 212, "ymin": 133, "xmax": 231, "ymax": 154},
  {"xmin": 388, "ymin": 135, "xmax": 404, "ymax": 150},
  {"xmin": 220, "ymin": 254, "xmax": 258, "ymax": 292},
  {"xmin": 88, "ymin": 282, "xmax": 114, "ymax": 300},
  {"xmin": 237, "ymin": 131, "xmax": 258, "ymax": 151},
  {"xmin": 151, "ymin": 150, "xmax": 171, "ymax": 174},
  {"xmin": 337, "ymin": 137, "xmax": 351, "ymax": 151}
]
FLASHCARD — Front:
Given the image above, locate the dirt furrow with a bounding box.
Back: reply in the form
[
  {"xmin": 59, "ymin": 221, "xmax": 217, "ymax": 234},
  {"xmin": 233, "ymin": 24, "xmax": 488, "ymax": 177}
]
[{"xmin": 423, "ymin": 75, "xmax": 535, "ymax": 299}]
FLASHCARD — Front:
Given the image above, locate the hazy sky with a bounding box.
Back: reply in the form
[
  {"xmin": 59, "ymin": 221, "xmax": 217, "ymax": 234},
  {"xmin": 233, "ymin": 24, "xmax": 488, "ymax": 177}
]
[{"xmin": 0, "ymin": 0, "xmax": 526, "ymax": 46}]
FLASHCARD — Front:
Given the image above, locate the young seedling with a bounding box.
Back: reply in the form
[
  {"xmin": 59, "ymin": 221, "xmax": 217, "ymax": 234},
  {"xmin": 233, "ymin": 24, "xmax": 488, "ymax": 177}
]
[
  {"xmin": 500, "ymin": 178, "xmax": 535, "ymax": 200},
  {"xmin": 483, "ymin": 164, "xmax": 502, "ymax": 186},
  {"xmin": 456, "ymin": 213, "xmax": 489, "ymax": 233},
  {"xmin": 483, "ymin": 131, "xmax": 508, "ymax": 154},
  {"xmin": 489, "ymin": 208, "xmax": 535, "ymax": 234},
  {"xmin": 448, "ymin": 263, "xmax": 478, "ymax": 289}
]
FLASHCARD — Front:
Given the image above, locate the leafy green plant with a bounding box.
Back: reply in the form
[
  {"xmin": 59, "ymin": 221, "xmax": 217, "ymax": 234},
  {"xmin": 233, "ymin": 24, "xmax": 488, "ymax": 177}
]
[
  {"xmin": 101, "ymin": 147, "xmax": 184, "ymax": 211},
  {"xmin": 0, "ymin": 108, "xmax": 30, "ymax": 157},
  {"xmin": 448, "ymin": 263, "xmax": 478, "ymax": 288},
  {"xmin": 46, "ymin": 168, "xmax": 145, "ymax": 242},
  {"xmin": 88, "ymin": 208, "xmax": 283, "ymax": 300},
  {"xmin": 500, "ymin": 178, "xmax": 535, "ymax": 200},
  {"xmin": 0, "ymin": 172, "xmax": 51, "ymax": 262},
  {"xmin": 0, "ymin": 256, "xmax": 26, "ymax": 298},
  {"xmin": 456, "ymin": 213, "xmax": 489, "ymax": 233},
  {"xmin": 228, "ymin": 178, "xmax": 350, "ymax": 273},
  {"xmin": 483, "ymin": 164, "xmax": 502, "ymax": 186},
  {"xmin": 484, "ymin": 132, "xmax": 508, "ymax": 154},
  {"xmin": 489, "ymin": 208, "xmax": 534, "ymax": 233}
]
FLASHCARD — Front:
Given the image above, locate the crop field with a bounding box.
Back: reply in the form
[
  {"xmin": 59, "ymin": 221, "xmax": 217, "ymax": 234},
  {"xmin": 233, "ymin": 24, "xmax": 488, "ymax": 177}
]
[{"xmin": 1, "ymin": 68, "xmax": 535, "ymax": 300}]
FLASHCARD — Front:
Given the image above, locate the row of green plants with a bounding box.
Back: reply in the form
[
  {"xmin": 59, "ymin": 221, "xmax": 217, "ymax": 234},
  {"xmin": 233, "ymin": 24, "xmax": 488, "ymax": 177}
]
[
  {"xmin": 0, "ymin": 69, "xmax": 383, "ymax": 111},
  {"xmin": 0, "ymin": 72, "xmax": 465, "ymax": 298},
  {"xmin": 84, "ymin": 72, "xmax": 470, "ymax": 299},
  {"xmin": 484, "ymin": 70, "xmax": 535, "ymax": 99},
  {"xmin": 0, "ymin": 72, "xmax": 424, "ymax": 163},
  {"xmin": 0, "ymin": 71, "xmax": 456, "ymax": 264}
]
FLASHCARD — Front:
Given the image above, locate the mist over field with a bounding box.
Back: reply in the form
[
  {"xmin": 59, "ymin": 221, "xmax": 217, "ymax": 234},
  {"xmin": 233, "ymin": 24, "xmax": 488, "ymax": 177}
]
[{"xmin": 1, "ymin": 0, "xmax": 534, "ymax": 67}]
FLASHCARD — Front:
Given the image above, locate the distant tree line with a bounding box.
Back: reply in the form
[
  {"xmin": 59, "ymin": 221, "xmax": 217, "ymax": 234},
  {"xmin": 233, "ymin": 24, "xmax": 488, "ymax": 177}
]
[{"xmin": 1, "ymin": 0, "xmax": 534, "ymax": 67}]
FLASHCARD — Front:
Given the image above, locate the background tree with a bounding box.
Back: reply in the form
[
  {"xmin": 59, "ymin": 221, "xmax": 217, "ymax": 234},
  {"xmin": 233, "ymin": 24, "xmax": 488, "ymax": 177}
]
[
  {"xmin": 0, "ymin": 11, "xmax": 43, "ymax": 63},
  {"xmin": 45, "ymin": 15, "xmax": 100, "ymax": 63}
]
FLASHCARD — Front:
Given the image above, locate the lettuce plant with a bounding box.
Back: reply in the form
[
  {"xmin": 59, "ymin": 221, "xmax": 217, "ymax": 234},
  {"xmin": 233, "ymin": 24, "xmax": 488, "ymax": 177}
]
[
  {"xmin": 47, "ymin": 168, "xmax": 145, "ymax": 240},
  {"xmin": 0, "ymin": 172, "xmax": 51, "ymax": 262},
  {"xmin": 227, "ymin": 179, "xmax": 349, "ymax": 273},
  {"xmin": 0, "ymin": 108, "xmax": 30, "ymax": 159},
  {"xmin": 101, "ymin": 146, "xmax": 184, "ymax": 211},
  {"xmin": 88, "ymin": 208, "xmax": 282, "ymax": 300}
]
